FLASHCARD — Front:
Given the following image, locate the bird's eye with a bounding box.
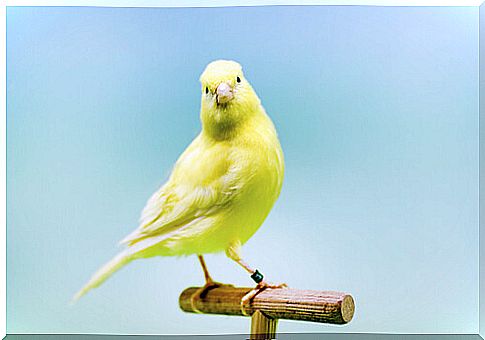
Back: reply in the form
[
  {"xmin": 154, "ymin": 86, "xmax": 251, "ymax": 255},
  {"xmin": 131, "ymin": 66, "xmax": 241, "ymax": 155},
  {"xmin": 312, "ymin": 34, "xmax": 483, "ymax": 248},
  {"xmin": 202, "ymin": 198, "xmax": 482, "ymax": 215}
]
[
  {"xmin": 236, "ymin": 76, "xmax": 241, "ymax": 83},
  {"xmin": 205, "ymin": 87, "xmax": 209, "ymax": 94}
]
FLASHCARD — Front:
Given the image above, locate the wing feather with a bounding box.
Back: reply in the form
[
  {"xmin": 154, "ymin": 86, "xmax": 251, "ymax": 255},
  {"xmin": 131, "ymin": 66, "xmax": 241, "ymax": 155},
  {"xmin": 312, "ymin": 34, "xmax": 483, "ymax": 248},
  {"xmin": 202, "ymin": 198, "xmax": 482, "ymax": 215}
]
[{"xmin": 120, "ymin": 137, "xmax": 250, "ymax": 246}]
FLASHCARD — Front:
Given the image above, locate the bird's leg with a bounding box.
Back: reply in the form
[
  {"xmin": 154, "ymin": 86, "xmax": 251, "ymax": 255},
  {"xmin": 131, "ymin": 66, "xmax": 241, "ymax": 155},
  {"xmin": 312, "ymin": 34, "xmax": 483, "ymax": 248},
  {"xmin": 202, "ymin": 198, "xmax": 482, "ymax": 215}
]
[
  {"xmin": 198, "ymin": 254, "xmax": 216, "ymax": 285},
  {"xmin": 225, "ymin": 242, "xmax": 287, "ymax": 316},
  {"xmin": 190, "ymin": 255, "xmax": 232, "ymax": 313}
]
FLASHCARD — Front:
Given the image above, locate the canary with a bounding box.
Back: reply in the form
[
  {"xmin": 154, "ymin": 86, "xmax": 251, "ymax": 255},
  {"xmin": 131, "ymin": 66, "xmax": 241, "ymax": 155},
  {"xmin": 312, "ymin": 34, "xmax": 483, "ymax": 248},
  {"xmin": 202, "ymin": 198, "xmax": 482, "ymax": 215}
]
[{"xmin": 74, "ymin": 60, "xmax": 286, "ymax": 310}]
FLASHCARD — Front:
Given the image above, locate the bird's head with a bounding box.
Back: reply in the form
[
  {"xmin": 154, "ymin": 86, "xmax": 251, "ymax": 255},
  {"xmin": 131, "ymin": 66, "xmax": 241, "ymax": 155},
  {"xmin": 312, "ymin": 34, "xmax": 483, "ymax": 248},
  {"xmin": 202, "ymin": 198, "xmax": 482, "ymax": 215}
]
[{"xmin": 199, "ymin": 60, "xmax": 261, "ymax": 139}]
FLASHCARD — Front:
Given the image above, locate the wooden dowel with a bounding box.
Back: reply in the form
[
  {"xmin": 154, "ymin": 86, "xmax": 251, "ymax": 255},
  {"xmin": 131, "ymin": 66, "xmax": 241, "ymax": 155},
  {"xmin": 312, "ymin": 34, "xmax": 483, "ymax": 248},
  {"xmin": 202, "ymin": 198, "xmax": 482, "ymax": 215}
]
[
  {"xmin": 250, "ymin": 310, "xmax": 277, "ymax": 340},
  {"xmin": 179, "ymin": 286, "xmax": 355, "ymax": 325}
]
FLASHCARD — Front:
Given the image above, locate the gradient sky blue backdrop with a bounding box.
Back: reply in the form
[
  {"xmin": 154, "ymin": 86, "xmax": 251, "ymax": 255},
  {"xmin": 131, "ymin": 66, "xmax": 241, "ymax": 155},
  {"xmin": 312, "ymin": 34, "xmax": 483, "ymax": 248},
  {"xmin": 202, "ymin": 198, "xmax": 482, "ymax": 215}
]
[{"xmin": 7, "ymin": 5, "xmax": 478, "ymax": 335}]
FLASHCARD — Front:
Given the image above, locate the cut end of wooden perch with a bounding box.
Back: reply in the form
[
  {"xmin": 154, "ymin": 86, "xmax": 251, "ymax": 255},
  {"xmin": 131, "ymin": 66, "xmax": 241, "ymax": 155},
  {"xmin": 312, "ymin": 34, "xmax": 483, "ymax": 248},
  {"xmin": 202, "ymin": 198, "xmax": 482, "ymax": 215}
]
[
  {"xmin": 179, "ymin": 286, "xmax": 355, "ymax": 325},
  {"xmin": 341, "ymin": 294, "xmax": 355, "ymax": 323}
]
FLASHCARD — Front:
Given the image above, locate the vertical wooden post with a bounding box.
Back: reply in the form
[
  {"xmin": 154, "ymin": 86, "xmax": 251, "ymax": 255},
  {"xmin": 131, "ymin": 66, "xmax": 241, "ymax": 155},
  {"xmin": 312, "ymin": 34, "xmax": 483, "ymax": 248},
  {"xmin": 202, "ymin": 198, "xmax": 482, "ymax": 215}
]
[{"xmin": 250, "ymin": 310, "xmax": 278, "ymax": 340}]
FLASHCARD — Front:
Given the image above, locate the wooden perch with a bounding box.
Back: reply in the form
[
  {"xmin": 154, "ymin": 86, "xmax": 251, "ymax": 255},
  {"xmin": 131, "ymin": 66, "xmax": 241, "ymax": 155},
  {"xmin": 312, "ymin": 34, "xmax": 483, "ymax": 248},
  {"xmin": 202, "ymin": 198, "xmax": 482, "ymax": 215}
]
[{"xmin": 179, "ymin": 286, "xmax": 355, "ymax": 325}]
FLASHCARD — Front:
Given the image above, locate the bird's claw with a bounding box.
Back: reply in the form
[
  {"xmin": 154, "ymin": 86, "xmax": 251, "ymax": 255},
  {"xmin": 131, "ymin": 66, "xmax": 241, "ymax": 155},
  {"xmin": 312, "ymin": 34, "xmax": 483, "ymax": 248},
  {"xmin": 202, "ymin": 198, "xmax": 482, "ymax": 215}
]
[
  {"xmin": 190, "ymin": 281, "xmax": 233, "ymax": 313},
  {"xmin": 240, "ymin": 281, "xmax": 288, "ymax": 316}
]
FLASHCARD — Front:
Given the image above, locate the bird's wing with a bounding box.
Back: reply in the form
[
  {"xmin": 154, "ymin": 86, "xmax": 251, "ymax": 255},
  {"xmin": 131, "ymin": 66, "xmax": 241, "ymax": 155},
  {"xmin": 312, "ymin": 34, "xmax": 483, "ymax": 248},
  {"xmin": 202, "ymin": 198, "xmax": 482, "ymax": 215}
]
[{"xmin": 120, "ymin": 138, "xmax": 252, "ymax": 245}]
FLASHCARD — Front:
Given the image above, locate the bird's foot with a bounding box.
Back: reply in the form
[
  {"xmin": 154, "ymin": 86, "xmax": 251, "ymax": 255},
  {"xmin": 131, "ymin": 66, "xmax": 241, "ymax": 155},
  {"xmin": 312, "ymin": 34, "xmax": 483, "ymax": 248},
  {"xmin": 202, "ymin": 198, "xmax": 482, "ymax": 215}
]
[
  {"xmin": 190, "ymin": 280, "xmax": 234, "ymax": 313},
  {"xmin": 240, "ymin": 281, "xmax": 288, "ymax": 316}
]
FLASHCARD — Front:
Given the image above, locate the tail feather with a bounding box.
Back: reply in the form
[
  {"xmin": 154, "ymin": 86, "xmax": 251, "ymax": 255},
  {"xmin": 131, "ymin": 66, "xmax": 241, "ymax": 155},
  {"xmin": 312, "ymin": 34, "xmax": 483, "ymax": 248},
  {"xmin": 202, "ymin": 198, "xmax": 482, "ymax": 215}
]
[
  {"xmin": 72, "ymin": 231, "xmax": 177, "ymax": 303},
  {"xmin": 72, "ymin": 250, "xmax": 133, "ymax": 303}
]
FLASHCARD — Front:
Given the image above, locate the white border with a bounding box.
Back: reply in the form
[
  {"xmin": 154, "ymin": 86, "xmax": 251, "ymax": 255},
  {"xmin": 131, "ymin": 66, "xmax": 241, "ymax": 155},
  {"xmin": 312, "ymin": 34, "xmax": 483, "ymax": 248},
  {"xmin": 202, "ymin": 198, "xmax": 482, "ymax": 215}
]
[
  {"xmin": 1, "ymin": 2, "xmax": 6, "ymax": 338},
  {"xmin": 3, "ymin": 0, "xmax": 485, "ymax": 7},
  {"xmin": 1, "ymin": 0, "xmax": 482, "ymax": 338}
]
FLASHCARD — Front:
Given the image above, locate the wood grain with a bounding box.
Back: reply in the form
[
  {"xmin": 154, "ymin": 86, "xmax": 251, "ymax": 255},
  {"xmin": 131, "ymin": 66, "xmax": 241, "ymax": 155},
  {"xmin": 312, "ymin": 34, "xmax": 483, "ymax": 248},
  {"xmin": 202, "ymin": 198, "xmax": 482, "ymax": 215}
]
[
  {"xmin": 250, "ymin": 310, "xmax": 278, "ymax": 339},
  {"xmin": 179, "ymin": 286, "xmax": 355, "ymax": 324}
]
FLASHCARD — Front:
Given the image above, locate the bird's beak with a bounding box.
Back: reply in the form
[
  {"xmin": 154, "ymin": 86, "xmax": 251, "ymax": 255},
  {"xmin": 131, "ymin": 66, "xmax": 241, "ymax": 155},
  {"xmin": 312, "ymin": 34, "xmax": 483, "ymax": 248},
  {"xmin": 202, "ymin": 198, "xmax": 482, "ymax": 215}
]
[{"xmin": 216, "ymin": 82, "xmax": 234, "ymax": 104}]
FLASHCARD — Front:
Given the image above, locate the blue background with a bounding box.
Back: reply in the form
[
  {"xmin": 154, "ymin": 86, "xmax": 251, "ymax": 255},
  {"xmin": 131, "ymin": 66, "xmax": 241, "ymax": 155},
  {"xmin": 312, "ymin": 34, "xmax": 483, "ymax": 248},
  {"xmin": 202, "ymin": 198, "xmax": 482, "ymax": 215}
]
[{"xmin": 7, "ymin": 5, "xmax": 478, "ymax": 334}]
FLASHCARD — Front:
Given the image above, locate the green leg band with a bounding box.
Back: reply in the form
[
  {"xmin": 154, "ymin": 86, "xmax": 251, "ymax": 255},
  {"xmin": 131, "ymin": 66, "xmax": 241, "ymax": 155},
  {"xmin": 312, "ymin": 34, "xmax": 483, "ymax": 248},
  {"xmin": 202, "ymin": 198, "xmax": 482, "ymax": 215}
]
[{"xmin": 251, "ymin": 269, "xmax": 264, "ymax": 283}]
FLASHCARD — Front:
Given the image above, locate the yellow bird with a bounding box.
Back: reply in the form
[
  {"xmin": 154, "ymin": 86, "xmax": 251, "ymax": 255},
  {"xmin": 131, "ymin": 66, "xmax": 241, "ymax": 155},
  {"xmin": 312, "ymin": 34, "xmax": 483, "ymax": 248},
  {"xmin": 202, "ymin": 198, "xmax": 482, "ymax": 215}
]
[{"xmin": 74, "ymin": 60, "xmax": 286, "ymax": 310}]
